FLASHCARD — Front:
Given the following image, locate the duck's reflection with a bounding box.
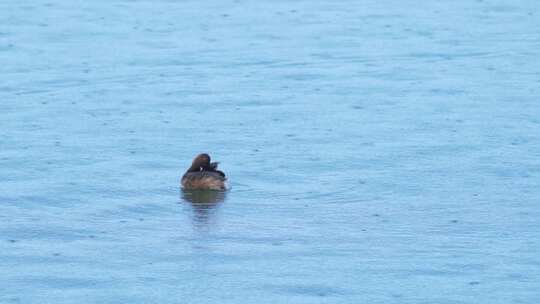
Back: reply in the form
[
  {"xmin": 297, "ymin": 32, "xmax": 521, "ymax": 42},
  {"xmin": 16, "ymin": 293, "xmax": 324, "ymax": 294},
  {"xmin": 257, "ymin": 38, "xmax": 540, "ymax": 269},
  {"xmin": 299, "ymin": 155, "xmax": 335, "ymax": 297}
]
[{"xmin": 181, "ymin": 190, "xmax": 227, "ymax": 228}]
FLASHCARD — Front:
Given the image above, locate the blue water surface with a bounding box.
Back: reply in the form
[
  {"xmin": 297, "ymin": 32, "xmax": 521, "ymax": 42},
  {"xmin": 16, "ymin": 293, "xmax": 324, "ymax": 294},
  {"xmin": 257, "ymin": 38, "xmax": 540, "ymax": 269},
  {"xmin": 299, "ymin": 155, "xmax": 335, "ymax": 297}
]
[{"xmin": 1, "ymin": 0, "xmax": 540, "ymax": 303}]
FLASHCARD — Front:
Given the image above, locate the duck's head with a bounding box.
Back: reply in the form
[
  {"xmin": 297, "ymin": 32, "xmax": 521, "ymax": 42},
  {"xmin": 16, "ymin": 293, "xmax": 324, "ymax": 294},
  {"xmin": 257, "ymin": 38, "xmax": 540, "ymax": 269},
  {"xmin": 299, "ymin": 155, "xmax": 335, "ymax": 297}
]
[{"xmin": 188, "ymin": 153, "xmax": 211, "ymax": 172}]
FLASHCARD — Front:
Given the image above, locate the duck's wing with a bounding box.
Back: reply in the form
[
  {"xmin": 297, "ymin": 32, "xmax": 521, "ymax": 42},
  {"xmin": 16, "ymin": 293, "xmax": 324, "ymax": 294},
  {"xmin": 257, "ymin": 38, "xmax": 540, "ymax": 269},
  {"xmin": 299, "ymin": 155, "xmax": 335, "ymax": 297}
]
[
  {"xmin": 183, "ymin": 171, "xmax": 226, "ymax": 181},
  {"xmin": 202, "ymin": 171, "xmax": 226, "ymax": 180}
]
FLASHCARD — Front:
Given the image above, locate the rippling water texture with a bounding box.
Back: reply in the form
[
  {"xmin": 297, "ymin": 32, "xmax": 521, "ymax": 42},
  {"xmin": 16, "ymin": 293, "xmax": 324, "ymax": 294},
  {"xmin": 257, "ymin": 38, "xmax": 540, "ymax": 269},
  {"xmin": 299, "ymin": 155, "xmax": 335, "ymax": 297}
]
[{"xmin": 1, "ymin": 1, "xmax": 540, "ymax": 303}]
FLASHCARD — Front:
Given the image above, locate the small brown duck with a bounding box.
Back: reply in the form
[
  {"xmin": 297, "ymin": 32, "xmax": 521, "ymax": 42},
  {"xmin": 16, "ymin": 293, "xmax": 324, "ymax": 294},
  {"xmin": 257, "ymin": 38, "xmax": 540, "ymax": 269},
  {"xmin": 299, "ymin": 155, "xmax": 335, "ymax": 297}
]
[{"xmin": 181, "ymin": 153, "xmax": 228, "ymax": 190}]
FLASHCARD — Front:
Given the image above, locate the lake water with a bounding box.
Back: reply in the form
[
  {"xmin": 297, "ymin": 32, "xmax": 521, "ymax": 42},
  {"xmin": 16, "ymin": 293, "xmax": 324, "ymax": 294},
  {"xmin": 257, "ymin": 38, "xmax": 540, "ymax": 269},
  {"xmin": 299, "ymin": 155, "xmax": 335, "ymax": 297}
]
[{"xmin": 1, "ymin": 0, "xmax": 540, "ymax": 303}]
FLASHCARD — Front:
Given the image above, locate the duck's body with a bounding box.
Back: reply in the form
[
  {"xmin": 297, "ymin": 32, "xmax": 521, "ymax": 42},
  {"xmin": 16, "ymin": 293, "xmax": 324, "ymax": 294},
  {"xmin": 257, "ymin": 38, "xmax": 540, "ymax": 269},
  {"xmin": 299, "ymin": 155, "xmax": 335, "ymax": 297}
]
[
  {"xmin": 182, "ymin": 171, "xmax": 227, "ymax": 190},
  {"xmin": 181, "ymin": 154, "xmax": 228, "ymax": 190}
]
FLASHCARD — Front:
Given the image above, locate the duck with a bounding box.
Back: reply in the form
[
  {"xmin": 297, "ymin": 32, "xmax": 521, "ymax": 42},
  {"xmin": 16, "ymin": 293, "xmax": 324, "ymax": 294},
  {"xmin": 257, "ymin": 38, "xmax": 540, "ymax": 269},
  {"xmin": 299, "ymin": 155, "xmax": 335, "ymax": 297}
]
[{"xmin": 181, "ymin": 153, "xmax": 228, "ymax": 190}]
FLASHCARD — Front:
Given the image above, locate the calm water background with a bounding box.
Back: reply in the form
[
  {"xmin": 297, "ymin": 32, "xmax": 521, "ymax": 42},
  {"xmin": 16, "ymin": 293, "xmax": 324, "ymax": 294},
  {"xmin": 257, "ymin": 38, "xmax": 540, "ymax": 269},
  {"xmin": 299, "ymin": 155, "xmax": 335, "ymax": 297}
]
[{"xmin": 1, "ymin": 0, "xmax": 540, "ymax": 303}]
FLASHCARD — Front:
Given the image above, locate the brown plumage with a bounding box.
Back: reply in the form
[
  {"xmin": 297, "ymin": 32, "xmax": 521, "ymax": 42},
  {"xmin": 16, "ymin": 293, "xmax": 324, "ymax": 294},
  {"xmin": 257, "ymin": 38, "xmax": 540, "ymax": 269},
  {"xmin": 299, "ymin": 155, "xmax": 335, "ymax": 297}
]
[{"xmin": 181, "ymin": 153, "xmax": 228, "ymax": 190}]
